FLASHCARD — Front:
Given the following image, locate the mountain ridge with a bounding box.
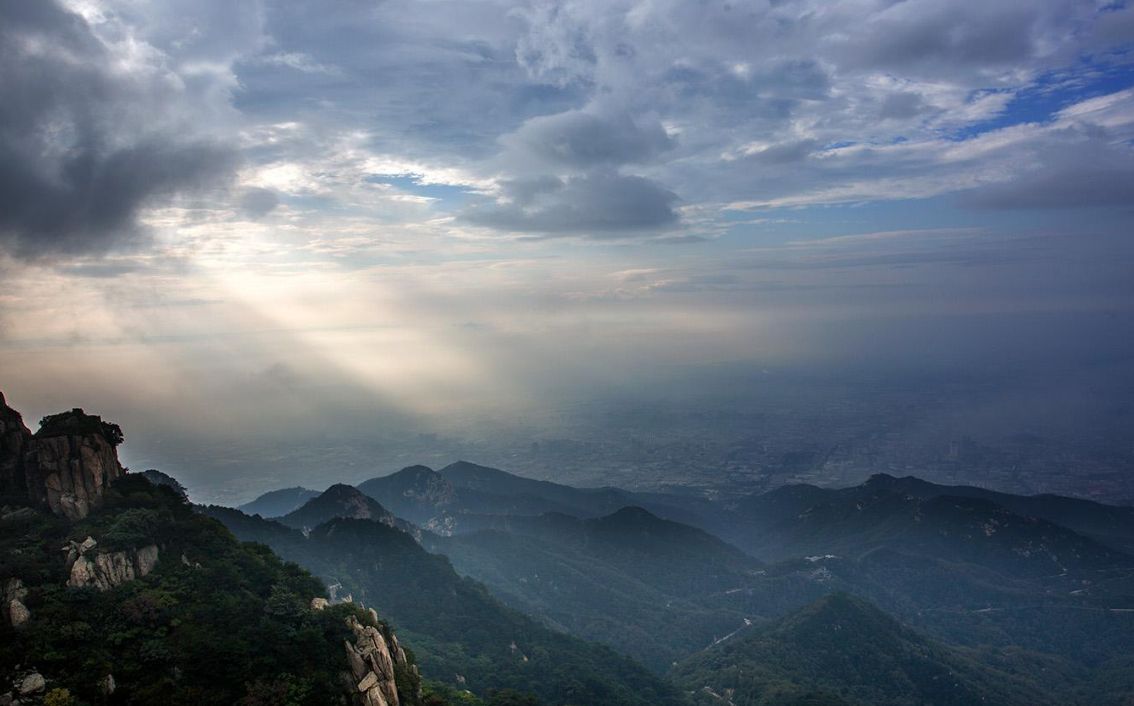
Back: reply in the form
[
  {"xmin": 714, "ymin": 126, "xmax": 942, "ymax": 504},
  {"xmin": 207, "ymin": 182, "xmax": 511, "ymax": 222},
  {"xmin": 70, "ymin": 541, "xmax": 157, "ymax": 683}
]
[
  {"xmin": 280, "ymin": 483, "xmax": 398, "ymax": 530},
  {"xmin": 671, "ymin": 592, "xmax": 1060, "ymax": 706}
]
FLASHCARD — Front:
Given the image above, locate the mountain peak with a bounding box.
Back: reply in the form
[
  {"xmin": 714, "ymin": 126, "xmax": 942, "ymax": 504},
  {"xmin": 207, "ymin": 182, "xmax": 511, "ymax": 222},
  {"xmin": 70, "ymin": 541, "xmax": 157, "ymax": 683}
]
[
  {"xmin": 358, "ymin": 465, "xmax": 456, "ymax": 520},
  {"xmin": 443, "ymin": 459, "xmax": 488, "ymax": 472},
  {"xmin": 393, "ymin": 464, "xmax": 439, "ymax": 478},
  {"xmin": 863, "ymin": 473, "xmax": 933, "ymax": 493},
  {"xmin": 279, "ymin": 483, "xmax": 395, "ymax": 530},
  {"xmin": 237, "ymin": 486, "xmax": 319, "ymax": 518},
  {"xmin": 440, "ymin": 460, "xmax": 507, "ymax": 477},
  {"xmin": 792, "ymin": 591, "xmax": 891, "ymax": 626},
  {"xmin": 604, "ymin": 505, "xmax": 661, "ymax": 523},
  {"xmin": 322, "ymin": 482, "xmax": 367, "ymax": 497}
]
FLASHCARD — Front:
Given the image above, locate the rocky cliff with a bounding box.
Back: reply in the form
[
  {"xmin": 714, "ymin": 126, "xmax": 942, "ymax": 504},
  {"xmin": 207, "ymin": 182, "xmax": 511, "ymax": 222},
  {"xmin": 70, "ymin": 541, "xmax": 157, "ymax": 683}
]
[
  {"xmin": 64, "ymin": 536, "xmax": 159, "ymax": 591},
  {"xmin": 343, "ymin": 609, "xmax": 421, "ymax": 706},
  {"xmin": 0, "ymin": 393, "xmax": 125, "ymax": 520}
]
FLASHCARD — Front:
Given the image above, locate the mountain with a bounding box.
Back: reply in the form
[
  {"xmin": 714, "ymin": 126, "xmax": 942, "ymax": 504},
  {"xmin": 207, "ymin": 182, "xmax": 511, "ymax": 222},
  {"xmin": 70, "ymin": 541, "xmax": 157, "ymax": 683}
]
[
  {"xmin": 0, "ymin": 392, "xmax": 434, "ymax": 706},
  {"xmin": 238, "ymin": 486, "xmax": 319, "ymax": 518},
  {"xmin": 357, "ymin": 465, "xmax": 459, "ymax": 528},
  {"xmin": 846, "ymin": 474, "xmax": 1134, "ymax": 555},
  {"xmin": 441, "ymin": 461, "xmax": 725, "ymax": 530},
  {"xmin": 671, "ymin": 593, "xmax": 1058, "ymax": 706},
  {"xmin": 726, "ymin": 475, "xmax": 1134, "ymax": 577},
  {"xmin": 423, "ymin": 472, "xmax": 1134, "ymax": 676},
  {"xmin": 204, "ymin": 506, "xmax": 689, "ymax": 706},
  {"xmin": 356, "ymin": 464, "xmax": 586, "ymax": 533},
  {"xmin": 357, "ymin": 461, "xmax": 720, "ymax": 535},
  {"xmin": 430, "ymin": 506, "xmax": 762, "ymax": 670},
  {"xmin": 686, "ymin": 476, "xmax": 1134, "ymax": 671},
  {"xmin": 279, "ymin": 483, "xmax": 398, "ymax": 531},
  {"xmin": 0, "ymin": 473, "xmax": 430, "ymax": 706},
  {"xmin": 447, "ymin": 505, "xmax": 758, "ymax": 596},
  {"xmin": 730, "ymin": 474, "xmax": 1134, "ymax": 556},
  {"xmin": 440, "ymin": 461, "xmax": 636, "ymax": 516}
]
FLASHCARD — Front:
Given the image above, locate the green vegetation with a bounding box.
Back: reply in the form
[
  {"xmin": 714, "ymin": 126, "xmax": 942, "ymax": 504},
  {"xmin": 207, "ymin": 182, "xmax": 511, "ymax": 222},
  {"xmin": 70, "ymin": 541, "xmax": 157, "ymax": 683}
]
[
  {"xmin": 431, "ymin": 507, "xmax": 763, "ymax": 670},
  {"xmin": 35, "ymin": 410, "xmax": 123, "ymax": 447},
  {"xmin": 0, "ymin": 475, "xmax": 428, "ymax": 706},
  {"xmin": 671, "ymin": 593, "xmax": 1058, "ymax": 706},
  {"xmin": 204, "ymin": 505, "xmax": 689, "ymax": 706}
]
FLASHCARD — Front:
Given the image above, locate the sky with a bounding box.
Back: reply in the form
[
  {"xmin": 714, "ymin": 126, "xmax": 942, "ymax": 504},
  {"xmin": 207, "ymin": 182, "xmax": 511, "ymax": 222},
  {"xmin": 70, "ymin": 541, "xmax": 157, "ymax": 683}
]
[{"xmin": 1, "ymin": 0, "xmax": 1133, "ymax": 500}]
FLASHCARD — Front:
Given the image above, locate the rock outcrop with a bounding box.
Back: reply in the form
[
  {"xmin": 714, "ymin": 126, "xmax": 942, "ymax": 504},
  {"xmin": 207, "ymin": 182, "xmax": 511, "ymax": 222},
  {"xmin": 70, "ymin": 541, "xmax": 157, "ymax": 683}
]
[
  {"xmin": 344, "ymin": 613, "xmax": 419, "ymax": 706},
  {"xmin": 65, "ymin": 537, "xmax": 159, "ymax": 591},
  {"xmin": 4, "ymin": 578, "xmax": 29, "ymax": 628},
  {"xmin": 17, "ymin": 672, "xmax": 44, "ymax": 696},
  {"xmin": 0, "ymin": 394, "xmax": 125, "ymax": 520},
  {"xmin": 29, "ymin": 409, "xmax": 125, "ymax": 520}
]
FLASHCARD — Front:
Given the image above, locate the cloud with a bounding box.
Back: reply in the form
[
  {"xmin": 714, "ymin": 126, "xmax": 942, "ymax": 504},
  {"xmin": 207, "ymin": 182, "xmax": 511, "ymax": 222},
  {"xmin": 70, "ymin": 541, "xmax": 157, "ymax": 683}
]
[
  {"xmin": 238, "ymin": 187, "xmax": 281, "ymax": 217},
  {"xmin": 0, "ymin": 0, "xmax": 240, "ymax": 260},
  {"xmin": 463, "ymin": 172, "xmax": 678, "ymax": 236},
  {"xmin": 466, "ymin": 106, "xmax": 679, "ymax": 237},
  {"xmin": 501, "ymin": 109, "xmax": 674, "ymax": 170},
  {"xmin": 513, "ymin": 2, "xmax": 599, "ymax": 88},
  {"xmin": 738, "ymin": 139, "xmax": 820, "ymax": 165},
  {"xmin": 831, "ymin": 0, "xmax": 1064, "ymax": 74},
  {"xmin": 959, "ymin": 130, "xmax": 1134, "ymax": 210},
  {"xmin": 879, "ymin": 91, "xmax": 926, "ymax": 120},
  {"xmin": 2, "ymin": 0, "xmax": 1133, "ymax": 259}
]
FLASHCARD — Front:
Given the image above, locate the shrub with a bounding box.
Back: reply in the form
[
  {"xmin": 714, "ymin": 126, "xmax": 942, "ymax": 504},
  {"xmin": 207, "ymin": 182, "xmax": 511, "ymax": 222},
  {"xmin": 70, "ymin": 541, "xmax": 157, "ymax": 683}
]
[{"xmin": 44, "ymin": 688, "xmax": 75, "ymax": 706}]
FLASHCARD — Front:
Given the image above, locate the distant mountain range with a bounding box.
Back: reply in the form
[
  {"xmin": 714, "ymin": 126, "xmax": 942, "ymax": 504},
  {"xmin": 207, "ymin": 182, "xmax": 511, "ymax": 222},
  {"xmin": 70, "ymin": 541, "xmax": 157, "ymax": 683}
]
[
  {"xmin": 227, "ymin": 460, "xmax": 1134, "ymax": 704},
  {"xmin": 723, "ymin": 474, "xmax": 1133, "ymax": 576},
  {"xmin": 237, "ymin": 485, "xmax": 319, "ymax": 517},
  {"xmin": 726, "ymin": 473, "xmax": 1134, "ymax": 562}
]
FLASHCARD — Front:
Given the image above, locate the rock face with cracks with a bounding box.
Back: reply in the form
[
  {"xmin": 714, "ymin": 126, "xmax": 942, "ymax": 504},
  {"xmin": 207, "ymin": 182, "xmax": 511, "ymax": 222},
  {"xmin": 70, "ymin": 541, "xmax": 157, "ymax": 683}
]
[
  {"xmin": 0, "ymin": 394, "xmax": 125, "ymax": 520},
  {"xmin": 64, "ymin": 536, "xmax": 159, "ymax": 591},
  {"xmin": 345, "ymin": 612, "xmax": 420, "ymax": 706}
]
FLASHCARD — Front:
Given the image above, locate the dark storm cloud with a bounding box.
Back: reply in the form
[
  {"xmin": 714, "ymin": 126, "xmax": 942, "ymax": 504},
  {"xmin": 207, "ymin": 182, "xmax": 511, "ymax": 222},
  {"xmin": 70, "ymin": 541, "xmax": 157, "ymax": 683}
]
[
  {"xmin": 463, "ymin": 172, "xmax": 678, "ymax": 236},
  {"xmin": 0, "ymin": 0, "xmax": 236, "ymax": 260}
]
